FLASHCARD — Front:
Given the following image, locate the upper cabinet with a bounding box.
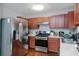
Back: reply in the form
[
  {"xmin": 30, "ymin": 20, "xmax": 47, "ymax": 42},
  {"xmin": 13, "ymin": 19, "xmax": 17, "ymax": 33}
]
[
  {"xmin": 49, "ymin": 14, "xmax": 67, "ymax": 28},
  {"xmin": 68, "ymin": 11, "xmax": 74, "ymax": 28},
  {"xmin": 28, "ymin": 17, "xmax": 49, "ymax": 29},
  {"xmin": 56, "ymin": 15, "xmax": 65, "ymax": 28},
  {"xmin": 74, "ymin": 3, "xmax": 79, "ymax": 25},
  {"xmin": 28, "ymin": 11, "xmax": 74, "ymax": 29},
  {"xmin": 28, "ymin": 19, "xmax": 39, "ymax": 29},
  {"xmin": 49, "ymin": 11, "xmax": 74, "ymax": 29},
  {"xmin": 64, "ymin": 14, "xmax": 69, "ymax": 28},
  {"xmin": 49, "ymin": 16, "xmax": 56, "ymax": 28}
]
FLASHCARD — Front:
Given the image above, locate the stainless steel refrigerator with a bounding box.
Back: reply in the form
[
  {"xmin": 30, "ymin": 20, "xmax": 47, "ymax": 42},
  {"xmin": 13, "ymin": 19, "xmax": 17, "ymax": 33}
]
[
  {"xmin": 0, "ymin": 17, "xmax": 14, "ymax": 56},
  {"xmin": 0, "ymin": 19, "xmax": 2, "ymax": 56},
  {"xmin": 0, "ymin": 17, "xmax": 28, "ymax": 56}
]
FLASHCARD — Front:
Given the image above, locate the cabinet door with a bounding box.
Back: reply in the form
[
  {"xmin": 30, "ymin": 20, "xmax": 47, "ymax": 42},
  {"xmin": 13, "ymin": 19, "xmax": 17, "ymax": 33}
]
[
  {"xmin": 29, "ymin": 36, "xmax": 35, "ymax": 49},
  {"xmin": 64, "ymin": 14, "xmax": 69, "ymax": 28},
  {"xmin": 49, "ymin": 16, "xmax": 56, "ymax": 28},
  {"xmin": 68, "ymin": 11, "xmax": 74, "ymax": 28},
  {"xmin": 57, "ymin": 15, "xmax": 67, "ymax": 28},
  {"xmin": 49, "ymin": 15, "xmax": 65, "ymax": 28},
  {"xmin": 48, "ymin": 38, "xmax": 60, "ymax": 53},
  {"xmin": 58, "ymin": 15, "xmax": 65, "ymax": 28},
  {"xmin": 28, "ymin": 17, "xmax": 49, "ymax": 29},
  {"xmin": 74, "ymin": 3, "xmax": 79, "ymax": 25},
  {"xmin": 75, "ymin": 4, "xmax": 79, "ymax": 19},
  {"xmin": 55, "ymin": 16, "xmax": 59, "ymax": 28},
  {"xmin": 28, "ymin": 20, "xmax": 38, "ymax": 29},
  {"xmin": 12, "ymin": 40, "xmax": 26, "ymax": 56}
]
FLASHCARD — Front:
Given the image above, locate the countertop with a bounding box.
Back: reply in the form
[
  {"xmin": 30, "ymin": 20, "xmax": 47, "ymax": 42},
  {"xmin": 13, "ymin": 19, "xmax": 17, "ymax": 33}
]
[
  {"xmin": 48, "ymin": 35, "xmax": 63, "ymax": 38},
  {"xmin": 28, "ymin": 34, "xmax": 63, "ymax": 38},
  {"xmin": 28, "ymin": 34, "xmax": 36, "ymax": 36}
]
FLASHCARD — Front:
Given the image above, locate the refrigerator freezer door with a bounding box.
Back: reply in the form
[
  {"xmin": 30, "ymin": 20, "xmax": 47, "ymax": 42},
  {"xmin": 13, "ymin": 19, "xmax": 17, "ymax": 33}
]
[
  {"xmin": 0, "ymin": 19, "xmax": 2, "ymax": 56},
  {"xmin": 1, "ymin": 18, "xmax": 13, "ymax": 56}
]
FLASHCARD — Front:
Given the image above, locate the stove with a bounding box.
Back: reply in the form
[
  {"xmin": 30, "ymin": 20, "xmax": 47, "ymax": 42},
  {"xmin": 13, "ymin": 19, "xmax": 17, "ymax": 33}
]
[{"xmin": 35, "ymin": 36, "xmax": 48, "ymax": 52}]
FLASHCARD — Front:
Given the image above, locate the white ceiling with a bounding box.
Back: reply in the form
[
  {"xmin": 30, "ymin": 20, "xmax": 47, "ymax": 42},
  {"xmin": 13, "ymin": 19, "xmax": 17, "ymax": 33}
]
[{"xmin": 2, "ymin": 3, "xmax": 74, "ymax": 18}]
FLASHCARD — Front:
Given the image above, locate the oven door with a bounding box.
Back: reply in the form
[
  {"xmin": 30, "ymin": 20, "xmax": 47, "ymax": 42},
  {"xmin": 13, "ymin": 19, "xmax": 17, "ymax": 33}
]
[{"xmin": 35, "ymin": 40, "xmax": 48, "ymax": 47}]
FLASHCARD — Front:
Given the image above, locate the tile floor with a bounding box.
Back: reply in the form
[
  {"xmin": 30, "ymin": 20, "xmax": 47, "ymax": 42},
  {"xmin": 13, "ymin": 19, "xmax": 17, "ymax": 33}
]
[{"xmin": 60, "ymin": 43, "xmax": 79, "ymax": 56}]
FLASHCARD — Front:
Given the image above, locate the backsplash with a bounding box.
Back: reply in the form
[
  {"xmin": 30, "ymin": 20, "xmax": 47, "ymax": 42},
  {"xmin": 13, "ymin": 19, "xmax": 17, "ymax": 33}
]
[
  {"xmin": 29, "ymin": 28, "xmax": 76, "ymax": 36},
  {"xmin": 29, "ymin": 29, "xmax": 38, "ymax": 36},
  {"xmin": 51, "ymin": 29, "xmax": 74, "ymax": 34},
  {"xmin": 39, "ymin": 24, "xmax": 50, "ymax": 31},
  {"xmin": 29, "ymin": 23, "xmax": 76, "ymax": 36},
  {"xmin": 29, "ymin": 24, "xmax": 50, "ymax": 36}
]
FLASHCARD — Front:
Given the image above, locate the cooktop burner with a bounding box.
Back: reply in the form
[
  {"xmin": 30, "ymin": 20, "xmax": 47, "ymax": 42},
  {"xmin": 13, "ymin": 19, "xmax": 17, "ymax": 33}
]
[{"xmin": 36, "ymin": 34, "xmax": 50, "ymax": 37}]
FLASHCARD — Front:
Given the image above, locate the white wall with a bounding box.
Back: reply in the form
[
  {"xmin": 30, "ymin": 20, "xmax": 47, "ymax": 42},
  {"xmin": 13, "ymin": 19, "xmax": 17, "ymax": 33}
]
[{"xmin": 0, "ymin": 5, "xmax": 2, "ymax": 18}]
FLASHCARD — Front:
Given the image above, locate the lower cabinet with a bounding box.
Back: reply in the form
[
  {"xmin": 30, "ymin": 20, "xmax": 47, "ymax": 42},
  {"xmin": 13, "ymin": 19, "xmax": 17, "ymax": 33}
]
[
  {"xmin": 29, "ymin": 36, "xmax": 35, "ymax": 49},
  {"xmin": 12, "ymin": 40, "xmax": 26, "ymax": 56},
  {"xmin": 48, "ymin": 37, "xmax": 60, "ymax": 53}
]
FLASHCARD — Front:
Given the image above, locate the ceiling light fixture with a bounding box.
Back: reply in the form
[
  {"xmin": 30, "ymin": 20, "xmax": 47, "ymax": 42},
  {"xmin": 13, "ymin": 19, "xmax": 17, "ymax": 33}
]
[{"xmin": 32, "ymin": 4, "xmax": 44, "ymax": 11}]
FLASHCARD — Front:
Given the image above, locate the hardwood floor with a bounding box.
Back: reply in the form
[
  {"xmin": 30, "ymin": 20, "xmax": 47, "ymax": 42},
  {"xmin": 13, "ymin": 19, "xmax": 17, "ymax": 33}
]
[{"xmin": 24, "ymin": 49, "xmax": 59, "ymax": 56}]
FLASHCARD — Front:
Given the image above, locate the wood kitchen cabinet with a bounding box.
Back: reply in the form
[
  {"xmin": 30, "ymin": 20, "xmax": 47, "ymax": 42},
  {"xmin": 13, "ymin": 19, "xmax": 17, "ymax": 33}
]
[
  {"xmin": 49, "ymin": 16, "xmax": 56, "ymax": 28},
  {"xmin": 74, "ymin": 3, "xmax": 79, "ymax": 25},
  {"xmin": 48, "ymin": 38, "xmax": 60, "ymax": 53},
  {"xmin": 49, "ymin": 15, "xmax": 65, "ymax": 28},
  {"xmin": 12, "ymin": 40, "xmax": 26, "ymax": 56},
  {"xmin": 56, "ymin": 15, "xmax": 65, "ymax": 28},
  {"xmin": 29, "ymin": 36, "xmax": 35, "ymax": 49},
  {"xmin": 49, "ymin": 12, "xmax": 74, "ymax": 29},
  {"xmin": 64, "ymin": 14, "xmax": 69, "ymax": 28},
  {"xmin": 28, "ymin": 20, "xmax": 39, "ymax": 29},
  {"xmin": 28, "ymin": 17, "xmax": 49, "ymax": 29},
  {"xmin": 68, "ymin": 11, "xmax": 74, "ymax": 28},
  {"xmin": 64, "ymin": 12, "xmax": 74, "ymax": 28}
]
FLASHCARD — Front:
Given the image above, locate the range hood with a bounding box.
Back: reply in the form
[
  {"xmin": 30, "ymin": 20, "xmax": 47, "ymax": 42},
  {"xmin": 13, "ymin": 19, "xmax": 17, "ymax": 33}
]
[{"xmin": 38, "ymin": 22, "xmax": 48, "ymax": 25}]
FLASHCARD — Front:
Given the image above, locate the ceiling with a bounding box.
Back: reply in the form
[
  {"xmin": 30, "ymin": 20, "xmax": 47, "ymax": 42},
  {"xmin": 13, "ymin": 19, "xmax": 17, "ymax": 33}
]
[{"xmin": 2, "ymin": 3, "xmax": 74, "ymax": 18}]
